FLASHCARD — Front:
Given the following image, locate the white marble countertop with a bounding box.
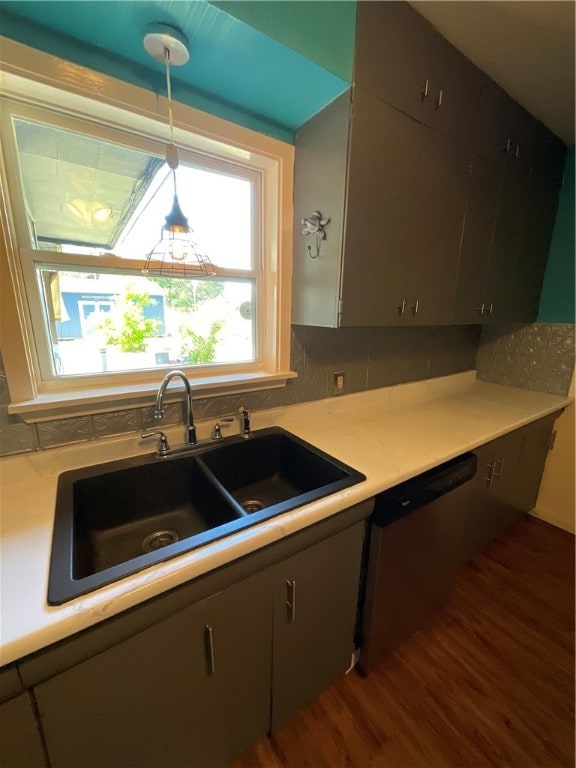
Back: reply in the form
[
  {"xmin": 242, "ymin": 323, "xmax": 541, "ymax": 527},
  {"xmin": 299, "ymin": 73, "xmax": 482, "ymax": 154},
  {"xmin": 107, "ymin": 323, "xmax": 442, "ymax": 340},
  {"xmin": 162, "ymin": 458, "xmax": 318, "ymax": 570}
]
[{"xmin": 0, "ymin": 371, "xmax": 571, "ymax": 666}]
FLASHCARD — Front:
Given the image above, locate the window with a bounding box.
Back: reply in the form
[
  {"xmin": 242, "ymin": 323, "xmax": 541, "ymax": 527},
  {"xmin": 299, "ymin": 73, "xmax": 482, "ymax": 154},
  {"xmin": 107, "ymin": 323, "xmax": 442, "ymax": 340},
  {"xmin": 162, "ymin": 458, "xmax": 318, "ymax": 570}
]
[{"xmin": 0, "ymin": 44, "xmax": 294, "ymax": 420}]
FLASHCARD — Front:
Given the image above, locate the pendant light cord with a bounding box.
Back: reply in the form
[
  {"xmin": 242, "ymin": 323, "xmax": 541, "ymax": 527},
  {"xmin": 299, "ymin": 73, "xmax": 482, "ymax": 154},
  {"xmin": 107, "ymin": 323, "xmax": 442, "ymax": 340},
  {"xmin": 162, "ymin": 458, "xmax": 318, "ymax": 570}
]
[{"xmin": 164, "ymin": 47, "xmax": 174, "ymax": 145}]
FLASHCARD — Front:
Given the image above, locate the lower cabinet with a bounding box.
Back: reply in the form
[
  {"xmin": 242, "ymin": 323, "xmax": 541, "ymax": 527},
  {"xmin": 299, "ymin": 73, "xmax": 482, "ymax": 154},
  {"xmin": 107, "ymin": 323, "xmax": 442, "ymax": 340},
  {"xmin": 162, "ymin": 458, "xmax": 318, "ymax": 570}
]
[
  {"xmin": 467, "ymin": 415, "xmax": 556, "ymax": 556},
  {"xmin": 0, "ymin": 691, "xmax": 47, "ymax": 768},
  {"xmin": 31, "ymin": 522, "xmax": 366, "ymax": 768},
  {"xmin": 34, "ymin": 571, "xmax": 272, "ymax": 768},
  {"xmin": 271, "ymin": 523, "xmax": 364, "ymax": 730}
]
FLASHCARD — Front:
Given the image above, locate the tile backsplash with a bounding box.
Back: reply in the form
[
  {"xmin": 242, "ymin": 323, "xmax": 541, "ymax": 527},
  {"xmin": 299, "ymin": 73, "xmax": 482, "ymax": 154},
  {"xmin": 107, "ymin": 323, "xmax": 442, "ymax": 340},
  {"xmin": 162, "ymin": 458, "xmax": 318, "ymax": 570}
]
[
  {"xmin": 2, "ymin": 321, "xmax": 572, "ymax": 457},
  {"xmin": 0, "ymin": 325, "xmax": 481, "ymax": 457},
  {"xmin": 476, "ymin": 322, "xmax": 575, "ymax": 396}
]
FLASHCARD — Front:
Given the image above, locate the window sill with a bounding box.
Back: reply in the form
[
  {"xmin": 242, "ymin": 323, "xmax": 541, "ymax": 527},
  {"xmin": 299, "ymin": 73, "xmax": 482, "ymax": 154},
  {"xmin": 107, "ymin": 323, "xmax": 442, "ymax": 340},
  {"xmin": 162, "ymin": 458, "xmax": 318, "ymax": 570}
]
[{"xmin": 8, "ymin": 371, "xmax": 297, "ymax": 423}]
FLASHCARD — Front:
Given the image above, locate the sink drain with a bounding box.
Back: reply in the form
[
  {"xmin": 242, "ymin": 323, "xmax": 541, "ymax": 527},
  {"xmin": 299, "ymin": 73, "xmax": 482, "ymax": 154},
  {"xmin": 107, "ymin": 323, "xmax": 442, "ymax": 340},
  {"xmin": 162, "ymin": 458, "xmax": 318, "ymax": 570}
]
[
  {"xmin": 241, "ymin": 500, "xmax": 264, "ymax": 514},
  {"xmin": 142, "ymin": 529, "xmax": 179, "ymax": 553}
]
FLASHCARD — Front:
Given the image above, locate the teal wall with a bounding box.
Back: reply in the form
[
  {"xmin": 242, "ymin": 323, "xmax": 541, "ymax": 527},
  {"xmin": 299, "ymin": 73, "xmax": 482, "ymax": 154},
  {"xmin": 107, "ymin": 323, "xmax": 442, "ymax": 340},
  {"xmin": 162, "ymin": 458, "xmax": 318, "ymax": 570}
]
[
  {"xmin": 0, "ymin": 1, "xmax": 352, "ymax": 142},
  {"xmin": 538, "ymin": 147, "xmax": 576, "ymax": 323}
]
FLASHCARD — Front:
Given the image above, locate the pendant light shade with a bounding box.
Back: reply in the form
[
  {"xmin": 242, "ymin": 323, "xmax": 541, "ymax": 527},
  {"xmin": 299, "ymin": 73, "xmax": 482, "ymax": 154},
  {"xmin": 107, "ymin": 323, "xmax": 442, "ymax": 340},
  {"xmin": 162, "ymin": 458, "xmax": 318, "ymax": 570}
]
[{"xmin": 142, "ymin": 23, "xmax": 215, "ymax": 278}]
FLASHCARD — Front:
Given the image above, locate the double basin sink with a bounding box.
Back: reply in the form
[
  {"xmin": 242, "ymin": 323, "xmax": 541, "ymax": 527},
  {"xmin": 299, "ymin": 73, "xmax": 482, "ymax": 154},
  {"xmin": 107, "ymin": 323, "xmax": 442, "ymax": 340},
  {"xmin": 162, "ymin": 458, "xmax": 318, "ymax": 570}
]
[{"xmin": 48, "ymin": 427, "xmax": 365, "ymax": 604}]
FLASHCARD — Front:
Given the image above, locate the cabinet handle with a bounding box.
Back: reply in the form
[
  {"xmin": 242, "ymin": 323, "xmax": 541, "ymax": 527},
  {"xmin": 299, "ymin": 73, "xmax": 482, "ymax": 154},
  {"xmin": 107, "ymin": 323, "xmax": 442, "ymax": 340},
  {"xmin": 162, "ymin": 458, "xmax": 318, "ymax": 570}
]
[
  {"xmin": 204, "ymin": 625, "xmax": 216, "ymax": 676},
  {"xmin": 488, "ymin": 303, "xmax": 494, "ymax": 315},
  {"xmin": 515, "ymin": 144, "xmax": 520, "ymax": 159},
  {"xmin": 549, "ymin": 430, "xmax": 557, "ymax": 451},
  {"xmin": 411, "ymin": 299, "xmax": 419, "ymax": 316},
  {"xmin": 494, "ymin": 458, "xmax": 504, "ymax": 479},
  {"xmin": 475, "ymin": 304, "xmax": 485, "ymax": 315},
  {"xmin": 501, "ymin": 138, "xmax": 512, "ymax": 153},
  {"xmin": 286, "ymin": 579, "xmax": 296, "ymax": 623},
  {"xmin": 435, "ymin": 89, "xmax": 444, "ymax": 109},
  {"xmin": 397, "ymin": 299, "xmax": 406, "ymax": 317},
  {"xmin": 420, "ymin": 79, "xmax": 429, "ymax": 101},
  {"xmin": 485, "ymin": 463, "xmax": 496, "ymax": 487}
]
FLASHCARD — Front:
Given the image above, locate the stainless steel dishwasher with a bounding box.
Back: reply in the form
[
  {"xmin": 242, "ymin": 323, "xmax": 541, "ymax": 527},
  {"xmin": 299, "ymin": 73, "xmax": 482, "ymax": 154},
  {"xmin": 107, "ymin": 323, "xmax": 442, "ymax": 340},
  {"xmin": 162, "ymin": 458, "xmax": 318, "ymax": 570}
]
[{"xmin": 359, "ymin": 453, "xmax": 477, "ymax": 674}]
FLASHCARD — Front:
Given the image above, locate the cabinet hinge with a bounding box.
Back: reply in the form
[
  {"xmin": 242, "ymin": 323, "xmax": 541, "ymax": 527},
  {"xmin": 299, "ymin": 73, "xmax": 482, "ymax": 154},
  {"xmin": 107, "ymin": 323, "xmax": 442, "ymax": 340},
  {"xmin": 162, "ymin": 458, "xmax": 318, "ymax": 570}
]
[{"xmin": 338, "ymin": 299, "xmax": 344, "ymax": 322}]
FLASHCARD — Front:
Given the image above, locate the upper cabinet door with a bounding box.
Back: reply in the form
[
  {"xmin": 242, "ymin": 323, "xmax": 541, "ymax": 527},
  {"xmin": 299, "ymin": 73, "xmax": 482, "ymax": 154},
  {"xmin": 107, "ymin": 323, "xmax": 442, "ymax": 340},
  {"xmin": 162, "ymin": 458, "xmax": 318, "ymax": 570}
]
[
  {"xmin": 341, "ymin": 88, "xmax": 421, "ymax": 326},
  {"xmin": 483, "ymin": 166, "xmax": 529, "ymax": 323},
  {"xmin": 473, "ymin": 75, "xmax": 536, "ymax": 174},
  {"xmin": 354, "ymin": 2, "xmax": 434, "ymax": 124},
  {"xmin": 421, "ymin": 39, "xmax": 481, "ymax": 149},
  {"xmin": 452, "ymin": 155, "xmax": 501, "ymax": 324},
  {"xmin": 407, "ymin": 127, "xmax": 471, "ymax": 325},
  {"xmin": 354, "ymin": 2, "xmax": 480, "ymax": 148},
  {"xmin": 507, "ymin": 182, "xmax": 560, "ymax": 322}
]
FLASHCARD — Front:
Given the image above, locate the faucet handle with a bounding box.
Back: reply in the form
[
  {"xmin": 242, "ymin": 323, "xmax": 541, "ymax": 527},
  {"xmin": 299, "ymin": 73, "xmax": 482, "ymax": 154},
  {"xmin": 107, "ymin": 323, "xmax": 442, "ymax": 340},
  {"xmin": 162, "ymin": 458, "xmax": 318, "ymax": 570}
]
[
  {"xmin": 141, "ymin": 431, "xmax": 170, "ymax": 457},
  {"xmin": 213, "ymin": 416, "xmax": 234, "ymax": 440}
]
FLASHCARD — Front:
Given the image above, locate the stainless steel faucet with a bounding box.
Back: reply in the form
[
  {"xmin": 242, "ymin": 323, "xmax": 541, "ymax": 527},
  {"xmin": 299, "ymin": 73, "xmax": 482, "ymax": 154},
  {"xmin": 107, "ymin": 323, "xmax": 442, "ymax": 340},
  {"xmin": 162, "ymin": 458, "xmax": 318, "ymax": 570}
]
[{"xmin": 154, "ymin": 369, "xmax": 197, "ymax": 447}]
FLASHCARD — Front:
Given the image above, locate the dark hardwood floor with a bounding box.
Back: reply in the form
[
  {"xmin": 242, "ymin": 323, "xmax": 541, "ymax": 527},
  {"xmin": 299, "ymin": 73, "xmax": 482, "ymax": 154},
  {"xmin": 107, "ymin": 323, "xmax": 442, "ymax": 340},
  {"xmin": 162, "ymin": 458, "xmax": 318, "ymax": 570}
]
[{"xmin": 232, "ymin": 515, "xmax": 575, "ymax": 768}]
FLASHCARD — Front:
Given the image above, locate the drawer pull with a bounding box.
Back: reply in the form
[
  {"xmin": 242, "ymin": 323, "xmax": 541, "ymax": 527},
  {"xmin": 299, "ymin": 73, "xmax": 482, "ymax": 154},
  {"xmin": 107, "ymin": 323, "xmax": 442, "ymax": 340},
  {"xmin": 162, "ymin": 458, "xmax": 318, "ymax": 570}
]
[
  {"xmin": 286, "ymin": 579, "xmax": 296, "ymax": 623},
  {"xmin": 205, "ymin": 625, "xmax": 216, "ymax": 676},
  {"xmin": 485, "ymin": 463, "xmax": 496, "ymax": 487}
]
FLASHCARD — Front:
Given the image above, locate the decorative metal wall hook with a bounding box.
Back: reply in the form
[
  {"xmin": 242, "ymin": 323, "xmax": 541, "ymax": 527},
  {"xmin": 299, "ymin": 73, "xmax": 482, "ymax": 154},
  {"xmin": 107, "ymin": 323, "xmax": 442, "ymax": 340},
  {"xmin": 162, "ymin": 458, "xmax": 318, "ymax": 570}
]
[{"xmin": 302, "ymin": 210, "xmax": 330, "ymax": 258}]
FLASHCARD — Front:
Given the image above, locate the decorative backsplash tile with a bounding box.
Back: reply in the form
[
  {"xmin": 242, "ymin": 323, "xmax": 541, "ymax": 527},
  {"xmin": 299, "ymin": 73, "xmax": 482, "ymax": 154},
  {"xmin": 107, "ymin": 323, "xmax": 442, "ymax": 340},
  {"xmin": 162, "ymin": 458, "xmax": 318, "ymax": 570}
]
[
  {"xmin": 93, "ymin": 409, "xmax": 142, "ymax": 439},
  {"xmin": 477, "ymin": 322, "xmax": 575, "ymax": 396},
  {"xmin": 0, "ymin": 407, "xmax": 38, "ymax": 455},
  {"xmin": 36, "ymin": 416, "xmax": 93, "ymax": 449},
  {"xmin": 141, "ymin": 402, "xmax": 183, "ymax": 429}
]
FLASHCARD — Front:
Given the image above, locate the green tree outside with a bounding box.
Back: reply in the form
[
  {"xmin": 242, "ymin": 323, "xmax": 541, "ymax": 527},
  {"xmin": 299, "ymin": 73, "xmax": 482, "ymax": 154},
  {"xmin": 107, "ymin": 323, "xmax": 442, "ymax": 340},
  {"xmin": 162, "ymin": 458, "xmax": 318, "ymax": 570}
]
[
  {"xmin": 147, "ymin": 277, "xmax": 224, "ymax": 311},
  {"xmin": 180, "ymin": 320, "xmax": 223, "ymax": 364},
  {"xmin": 96, "ymin": 289, "xmax": 160, "ymax": 353}
]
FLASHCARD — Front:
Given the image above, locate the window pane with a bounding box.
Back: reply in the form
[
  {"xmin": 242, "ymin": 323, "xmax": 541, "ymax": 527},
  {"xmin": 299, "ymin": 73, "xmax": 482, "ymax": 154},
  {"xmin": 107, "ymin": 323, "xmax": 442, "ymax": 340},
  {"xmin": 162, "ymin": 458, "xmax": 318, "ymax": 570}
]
[
  {"xmin": 14, "ymin": 118, "xmax": 254, "ymax": 269},
  {"xmin": 13, "ymin": 118, "xmax": 162, "ymax": 250},
  {"xmin": 37, "ymin": 268, "xmax": 255, "ymax": 377},
  {"xmin": 117, "ymin": 166, "xmax": 253, "ymax": 270}
]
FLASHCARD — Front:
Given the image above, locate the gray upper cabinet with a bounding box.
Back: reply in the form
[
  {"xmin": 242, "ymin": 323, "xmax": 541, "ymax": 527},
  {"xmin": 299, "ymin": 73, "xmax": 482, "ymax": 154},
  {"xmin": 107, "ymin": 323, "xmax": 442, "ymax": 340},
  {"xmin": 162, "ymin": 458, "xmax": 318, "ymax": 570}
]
[
  {"xmin": 454, "ymin": 116, "xmax": 564, "ymax": 325},
  {"xmin": 292, "ymin": 1, "xmax": 565, "ymax": 329},
  {"xmin": 292, "ymin": 86, "xmax": 470, "ymax": 327},
  {"xmin": 473, "ymin": 74, "xmax": 536, "ymax": 172},
  {"xmin": 339, "ymin": 88, "xmax": 421, "ymax": 326},
  {"xmin": 452, "ymin": 155, "xmax": 502, "ymax": 324},
  {"xmin": 354, "ymin": 1, "xmax": 480, "ymax": 148},
  {"xmin": 291, "ymin": 91, "xmax": 350, "ymax": 327}
]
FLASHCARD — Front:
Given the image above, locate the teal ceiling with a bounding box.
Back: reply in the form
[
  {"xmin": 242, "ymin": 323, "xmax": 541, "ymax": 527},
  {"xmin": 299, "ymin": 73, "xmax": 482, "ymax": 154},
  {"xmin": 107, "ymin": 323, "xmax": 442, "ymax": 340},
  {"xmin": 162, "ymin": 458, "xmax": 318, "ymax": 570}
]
[{"xmin": 0, "ymin": 1, "xmax": 355, "ymax": 143}]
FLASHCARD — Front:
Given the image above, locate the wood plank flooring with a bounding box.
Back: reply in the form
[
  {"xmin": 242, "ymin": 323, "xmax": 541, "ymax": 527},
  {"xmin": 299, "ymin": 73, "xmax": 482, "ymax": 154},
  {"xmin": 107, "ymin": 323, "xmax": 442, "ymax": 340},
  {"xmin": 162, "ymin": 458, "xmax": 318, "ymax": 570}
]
[{"xmin": 232, "ymin": 516, "xmax": 575, "ymax": 768}]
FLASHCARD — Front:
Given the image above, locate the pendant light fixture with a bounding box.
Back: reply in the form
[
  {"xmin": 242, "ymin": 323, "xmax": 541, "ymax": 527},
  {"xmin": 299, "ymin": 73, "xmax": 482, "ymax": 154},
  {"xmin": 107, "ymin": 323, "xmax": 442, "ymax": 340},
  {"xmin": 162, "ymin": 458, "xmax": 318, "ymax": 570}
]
[{"xmin": 142, "ymin": 23, "xmax": 215, "ymax": 278}]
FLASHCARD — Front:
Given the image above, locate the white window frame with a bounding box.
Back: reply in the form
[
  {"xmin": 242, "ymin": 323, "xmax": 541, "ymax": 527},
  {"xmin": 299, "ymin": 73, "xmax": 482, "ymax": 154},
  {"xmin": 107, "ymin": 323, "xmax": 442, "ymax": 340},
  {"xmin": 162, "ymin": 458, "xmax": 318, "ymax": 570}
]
[{"xmin": 0, "ymin": 37, "xmax": 294, "ymax": 422}]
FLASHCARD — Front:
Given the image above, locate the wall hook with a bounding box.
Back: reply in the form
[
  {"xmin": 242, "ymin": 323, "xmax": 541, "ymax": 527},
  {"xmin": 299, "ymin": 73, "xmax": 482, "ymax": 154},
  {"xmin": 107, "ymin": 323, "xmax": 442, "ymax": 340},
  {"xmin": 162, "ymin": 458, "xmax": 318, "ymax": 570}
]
[{"xmin": 302, "ymin": 211, "xmax": 330, "ymax": 258}]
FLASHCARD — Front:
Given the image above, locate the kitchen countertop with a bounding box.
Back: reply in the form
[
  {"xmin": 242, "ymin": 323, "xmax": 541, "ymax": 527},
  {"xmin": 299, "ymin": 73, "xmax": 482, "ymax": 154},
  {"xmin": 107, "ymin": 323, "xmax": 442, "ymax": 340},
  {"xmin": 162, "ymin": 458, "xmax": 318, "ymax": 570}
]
[{"xmin": 0, "ymin": 371, "xmax": 571, "ymax": 667}]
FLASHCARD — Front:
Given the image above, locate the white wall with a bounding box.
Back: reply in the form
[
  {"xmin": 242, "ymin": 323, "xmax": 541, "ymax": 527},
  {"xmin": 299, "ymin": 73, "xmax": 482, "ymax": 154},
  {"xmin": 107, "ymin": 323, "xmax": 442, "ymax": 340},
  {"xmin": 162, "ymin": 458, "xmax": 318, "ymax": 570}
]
[{"xmin": 532, "ymin": 373, "xmax": 575, "ymax": 533}]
